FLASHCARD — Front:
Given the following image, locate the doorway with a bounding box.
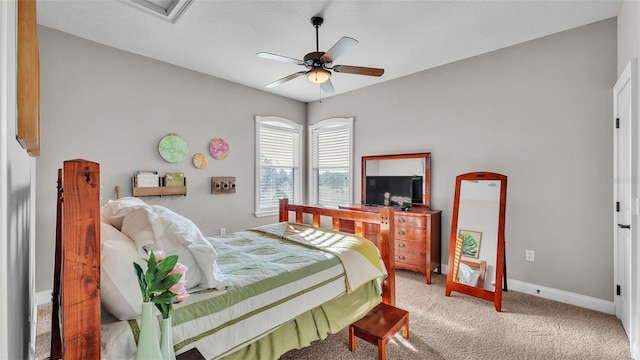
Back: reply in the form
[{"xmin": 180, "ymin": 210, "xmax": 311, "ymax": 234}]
[{"xmin": 613, "ymin": 58, "xmax": 637, "ymax": 355}]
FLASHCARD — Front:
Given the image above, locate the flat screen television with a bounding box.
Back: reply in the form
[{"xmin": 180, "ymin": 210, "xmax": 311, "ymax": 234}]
[{"xmin": 365, "ymin": 176, "xmax": 422, "ymax": 207}]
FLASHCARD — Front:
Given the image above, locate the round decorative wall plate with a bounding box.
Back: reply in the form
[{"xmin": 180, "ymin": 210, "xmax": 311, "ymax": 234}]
[
  {"xmin": 209, "ymin": 138, "xmax": 229, "ymax": 160},
  {"xmin": 192, "ymin": 153, "xmax": 207, "ymax": 169},
  {"xmin": 158, "ymin": 133, "xmax": 189, "ymax": 163}
]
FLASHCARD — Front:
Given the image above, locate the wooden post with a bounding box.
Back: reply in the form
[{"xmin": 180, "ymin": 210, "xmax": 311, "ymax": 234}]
[{"xmin": 60, "ymin": 160, "xmax": 101, "ymax": 358}]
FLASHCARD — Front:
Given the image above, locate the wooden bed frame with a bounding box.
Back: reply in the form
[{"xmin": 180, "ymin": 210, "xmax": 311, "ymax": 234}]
[{"xmin": 51, "ymin": 159, "xmax": 397, "ymax": 358}]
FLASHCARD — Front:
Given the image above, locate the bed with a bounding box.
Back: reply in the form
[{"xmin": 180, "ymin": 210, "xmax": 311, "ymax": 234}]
[{"xmin": 50, "ymin": 159, "xmax": 396, "ymax": 359}]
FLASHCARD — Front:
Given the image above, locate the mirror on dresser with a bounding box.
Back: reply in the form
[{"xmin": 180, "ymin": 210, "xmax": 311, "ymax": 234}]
[
  {"xmin": 361, "ymin": 152, "xmax": 431, "ymax": 208},
  {"xmin": 445, "ymin": 172, "xmax": 507, "ymax": 312},
  {"xmin": 341, "ymin": 152, "xmax": 440, "ymax": 284}
]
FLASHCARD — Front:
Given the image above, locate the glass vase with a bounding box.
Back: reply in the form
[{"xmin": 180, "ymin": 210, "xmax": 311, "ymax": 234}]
[
  {"xmin": 135, "ymin": 302, "xmax": 162, "ymax": 360},
  {"xmin": 160, "ymin": 316, "xmax": 176, "ymax": 360}
]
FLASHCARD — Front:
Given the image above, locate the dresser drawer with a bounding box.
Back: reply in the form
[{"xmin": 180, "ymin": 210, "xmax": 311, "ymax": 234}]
[
  {"xmin": 396, "ymin": 239, "xmax": 425, "ymax": 253},
  {"xmin": 395, "ymin": 215, "xmax": 426, "ymax": 227},
  {"xmin": 396, "ymin": 250, "xmax": 426, "ymax": 267},
  {"xmin": 395, "ymin": 226, "xmax": 426, "ymax": 241}
]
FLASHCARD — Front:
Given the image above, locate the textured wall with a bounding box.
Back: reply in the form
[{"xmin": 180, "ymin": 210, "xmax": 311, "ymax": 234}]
[{"xmin": 308, "ymin": 19, "xmax": 617, "ymax": 301}]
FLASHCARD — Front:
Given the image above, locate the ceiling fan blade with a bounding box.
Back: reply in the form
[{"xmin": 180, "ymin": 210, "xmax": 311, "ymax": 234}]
[
  {"xmin": 265, "ymin": 72, "xmax": 306, "ymax": 88},
  {"xmin": 332, "ymin": 65, "xmax": 384, "ymax": 77},
  {"xmin": 256, "ymin": 52, "xmax": 305, "ymax": 66},
  {"xmin": 320, "ymin": 37, "xmax": 358, "ymax": 63},
  {"xmin": 320, "ymin": 78, "xmax": 334, "ymax": 93}
]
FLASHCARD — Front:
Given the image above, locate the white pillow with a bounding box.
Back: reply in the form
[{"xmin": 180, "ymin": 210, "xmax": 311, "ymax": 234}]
[
  {"xmin": 100, "ymin": 222, "xmax": 144, "ymax": 320},
  {"xmin": 457, "ymin": 262, "xmax": 481, "ymax": 287},
  {"xmin": 149, "ymin": 205, "xmax": 227, "ymax": 289},
  {"xmin": 119, "ymin": 205, "xmax": 205, "ymax": 289},
  {"xmin": 101, "ymin": 197, "xmax": 150, "ymax": 230},
  {"xmin": 120, "ymin": 208, "xmax": 157, "ymax": 254}
]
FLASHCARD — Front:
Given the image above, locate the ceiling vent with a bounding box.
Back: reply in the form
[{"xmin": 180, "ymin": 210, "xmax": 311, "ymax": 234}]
[{"xmin": 124, "ymin": 0, "xmax": 193, "ymax": 23}]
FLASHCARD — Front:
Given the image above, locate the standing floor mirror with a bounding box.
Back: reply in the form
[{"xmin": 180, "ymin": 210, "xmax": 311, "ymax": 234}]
[{"xmin": 445, "ymin": 172, "xmax": 507, "ymax": 312}]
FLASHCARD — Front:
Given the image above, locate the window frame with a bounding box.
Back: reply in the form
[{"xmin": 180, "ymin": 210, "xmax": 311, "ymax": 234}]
[
  {"xmin": 308, "ymin": 117, "xmax": 354, "ymax": 207},
  {"xmin": 255, "ymin": 116, "xmax": 303, "ymax": 217}
]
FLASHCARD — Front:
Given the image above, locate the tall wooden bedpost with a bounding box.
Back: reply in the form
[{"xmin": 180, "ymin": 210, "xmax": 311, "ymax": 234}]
[
  {"xmin": 51, "ymin": 159, "xmax": 101, "ymax": 358},
  {"xmin": 377, "ymin": 206, "xmax": 396, "ymax": 306}
]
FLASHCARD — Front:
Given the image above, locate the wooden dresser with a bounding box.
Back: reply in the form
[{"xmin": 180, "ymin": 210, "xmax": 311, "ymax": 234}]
[{"xmin": 339, "ymin": 205, "xmax": 441, "ymax": 284}]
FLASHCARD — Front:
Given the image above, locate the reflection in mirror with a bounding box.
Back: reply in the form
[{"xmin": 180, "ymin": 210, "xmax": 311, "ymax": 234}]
[
  {"xmin": 445, "ymin": 172, "xmax": 507, "ymax": 312},
  {"xmin": 455, "ymin": 180, "xmax": 500, "ymax": 290},
  {"xmin": 362, "ymin": 153, "xmax": 431, "ymax": 208}
]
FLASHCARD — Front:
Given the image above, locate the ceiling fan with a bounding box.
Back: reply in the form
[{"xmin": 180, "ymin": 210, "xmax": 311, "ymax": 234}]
[{"xmin": 256, "ymin": 16, "xmax": 384, "ymax": 93}]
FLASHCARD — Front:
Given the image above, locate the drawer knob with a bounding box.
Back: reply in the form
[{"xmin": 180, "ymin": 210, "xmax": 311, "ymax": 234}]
[
  {"xmin": 398, "ymin": 255, "xmax": 406, "ymax": 260},
  {"xmin": 398, "ymin": 229, "xmax": 405, "ymax": 236},
  {"xmin": 398, "ymin": 218, "xmax": 406, "ymax": 223},
  {"xmin": 398, "ymin": 242, "xmax": 406, "ymax": 248}
]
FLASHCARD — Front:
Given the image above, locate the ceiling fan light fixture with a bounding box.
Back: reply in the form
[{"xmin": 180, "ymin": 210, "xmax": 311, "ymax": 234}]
[{"xmin": 307, "ymin": 68, "xmax": 331, "ymax": 84}]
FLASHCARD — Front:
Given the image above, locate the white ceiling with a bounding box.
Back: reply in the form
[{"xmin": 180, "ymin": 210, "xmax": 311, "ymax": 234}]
[{"xmin": 36, "ymin": 0, "xmax": 622, "ymax": 103}]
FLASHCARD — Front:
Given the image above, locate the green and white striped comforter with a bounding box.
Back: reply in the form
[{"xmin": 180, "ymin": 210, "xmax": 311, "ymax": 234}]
[{"xmin": 100, "ymin": 224, "xmax": 385, "ymax": 359}]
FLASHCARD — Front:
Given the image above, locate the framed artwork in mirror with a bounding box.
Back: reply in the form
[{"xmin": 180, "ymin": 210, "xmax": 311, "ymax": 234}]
[
  {"xmin": 458, "ymin": 229, "xmax": 482, "ymax": 258},
  {"xmin": 445, "ymin": 172, "xmax": 507, "ymax": 312}
]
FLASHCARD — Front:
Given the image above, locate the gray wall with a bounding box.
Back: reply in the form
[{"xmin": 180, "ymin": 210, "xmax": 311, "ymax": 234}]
[
  {"xmin": 308, "ymin": 18, "xmax": 617, "ymax": 301},
  {"xmin": 36, "ymin": 27, "xmax": 306, "ymax": 292},
  {"xmin": 36, "ymin": 18, "xmax": 617, "ymax": 303}
]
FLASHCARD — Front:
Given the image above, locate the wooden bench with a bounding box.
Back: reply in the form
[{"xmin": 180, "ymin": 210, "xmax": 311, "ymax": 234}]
[{"xmin": 349, "ymin": 302, "xmax": 409, "ymax": 360}]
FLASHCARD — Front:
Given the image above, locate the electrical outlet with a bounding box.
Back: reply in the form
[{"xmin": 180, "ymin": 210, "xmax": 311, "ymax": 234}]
[
  {"xmin": 220, "ymin": 228, "xmax": 226, "ymax": 236},
  {"xmin": 525, "ymin": 249, "xmax": 535, "ymax": 262}
]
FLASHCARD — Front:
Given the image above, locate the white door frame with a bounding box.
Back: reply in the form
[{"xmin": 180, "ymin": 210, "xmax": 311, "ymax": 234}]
[{"xmin": 613, "ymin": 58, "xmax": 638, "ymax": 358}]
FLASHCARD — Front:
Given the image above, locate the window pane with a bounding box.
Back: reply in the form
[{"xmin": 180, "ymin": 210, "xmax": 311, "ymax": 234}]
[
  {"xmin": 256, "ymin": 116, "xmax": 301, "ymax": 213},
  {"xmin": 260, "ymin": 127, "xmax": 298, "ymax": 167},
  {"xmin": 310, "ymin": 118, "xmax": 353, "ymax": 207},
  {"xmin": 317, "ymin": 129, "xmax": 349, "ymax": 167},
  {"xmin": 317, "ymin": 169, "xmax": 349, "ymax": 206},
  {"xmin": 260, "ymin": 168, "xmax": 294, "ymax": 208}
]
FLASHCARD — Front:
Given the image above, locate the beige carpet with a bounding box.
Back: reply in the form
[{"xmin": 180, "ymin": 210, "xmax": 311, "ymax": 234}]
[{"xmin": 36, "ymin": 271, "xmax": 631, "ymax": 360}]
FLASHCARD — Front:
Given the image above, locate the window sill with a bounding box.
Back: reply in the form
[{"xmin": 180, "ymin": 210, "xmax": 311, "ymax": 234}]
[{"xmin": 254, "ymin": 209, "xmax": 278, "ymax": 218}]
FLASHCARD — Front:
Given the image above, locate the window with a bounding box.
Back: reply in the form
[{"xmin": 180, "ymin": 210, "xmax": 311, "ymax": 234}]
[
  {"xmin": 309, "ymin": 117, "xmax": 354, "ymax": 207},
  {"xmin": 255, "ymin": 116, "xmax": 302, "ymax": 216}
]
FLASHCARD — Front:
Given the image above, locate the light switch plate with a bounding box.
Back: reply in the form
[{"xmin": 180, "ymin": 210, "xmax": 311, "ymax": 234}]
[{"xmin": 211, "ymin": 176, "xmax": 236, "ymax": 194}]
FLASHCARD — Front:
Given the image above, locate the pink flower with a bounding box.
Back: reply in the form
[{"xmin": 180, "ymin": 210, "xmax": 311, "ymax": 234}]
[
  {"xmin": 153, "ymin": 250, "xmax": 166, "ymax": 263},
  {"xmin": 170, "ymin": 279, "xmax": 189, "ymax": 303},
  {"xmin": 169, "ymin": 262, "xmax": 188, "ymax": 278},
  {"xmin": 174, "ymin": 292, "xmax": 189, "ymax": 303},
  {"xmin": 168, "ymin": 262, "xmax": 189, "ymax": 303},
  {"xmin": 169, "ymin": 279, "xmax": 186, "ymax": 295}
]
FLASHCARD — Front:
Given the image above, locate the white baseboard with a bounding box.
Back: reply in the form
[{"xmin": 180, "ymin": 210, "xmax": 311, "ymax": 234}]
[
  {"xmin": 500, "ymin": 279, "xmax": 614, "ymax": 314},
  {"xmin": 440, "ymin": 265, "xmax": 614, "ymax": 315},
  {"xmin": 36, "ymin": 290, "xmax": 51, "ymax": 305}
]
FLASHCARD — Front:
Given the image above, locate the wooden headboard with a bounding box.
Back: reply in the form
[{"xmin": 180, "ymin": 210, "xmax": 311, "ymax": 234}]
[{"xmin": 279, "ymin": 198, "xmax": 396, "ymax": 306}]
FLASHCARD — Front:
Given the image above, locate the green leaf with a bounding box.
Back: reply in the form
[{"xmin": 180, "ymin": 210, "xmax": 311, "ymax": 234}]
[
  {"xmin": 133, "ymin": 262, "xmax": 148, "ymax": 301},
  {"xmin": 152, "ymin": 291, "xmax": 176, "ymax": 305},
  {"xmin": 147, "ymin": 251, "xmax": 157, "ymax": 274},
  {"xmin": 154, "ymin": 301, "xmax": 173, "ymax": 319},
  {"xmin": 157, "ymin": 255, "xmax": 178, "ymax": 275},
  {"xmin": 154, "ymin": 273, "xmax": 182, "ymax": 293}
]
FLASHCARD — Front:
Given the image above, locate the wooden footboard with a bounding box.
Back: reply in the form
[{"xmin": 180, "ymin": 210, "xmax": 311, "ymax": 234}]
[{"xmin": 279, "ymin": 198, "xmax": 396, "ymax": 306}]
